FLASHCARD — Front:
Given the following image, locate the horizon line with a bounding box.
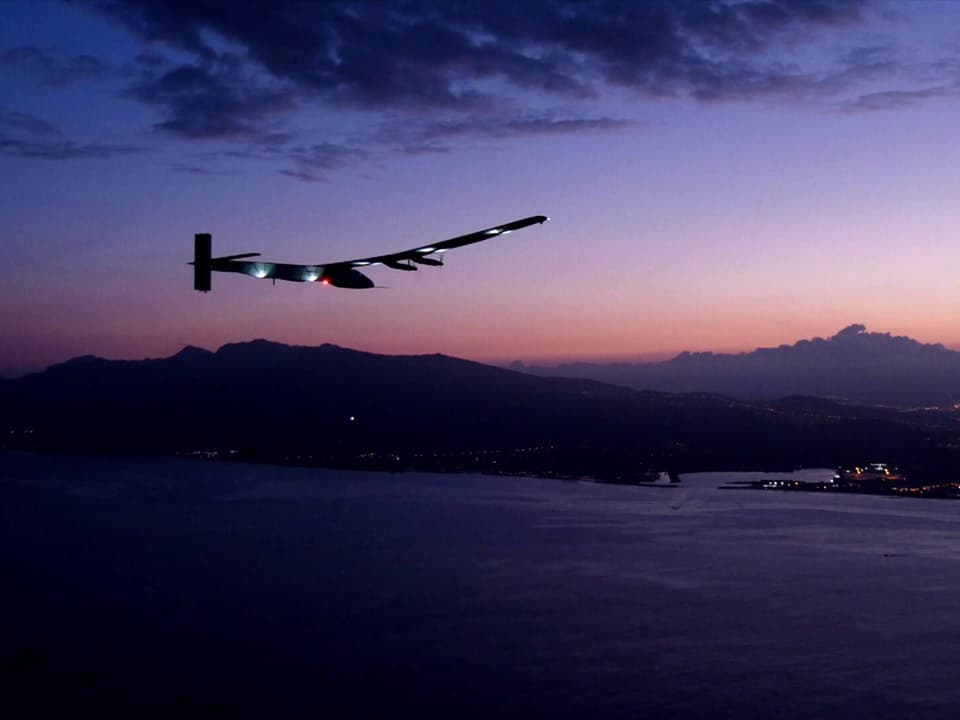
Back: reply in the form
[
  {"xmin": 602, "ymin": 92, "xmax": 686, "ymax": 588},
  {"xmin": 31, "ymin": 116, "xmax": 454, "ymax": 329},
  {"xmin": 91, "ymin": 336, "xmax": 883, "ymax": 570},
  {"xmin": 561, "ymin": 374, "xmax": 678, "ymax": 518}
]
[{"xmin": 4, "ymin": 328, "xmax": 960, "ymax": 379}]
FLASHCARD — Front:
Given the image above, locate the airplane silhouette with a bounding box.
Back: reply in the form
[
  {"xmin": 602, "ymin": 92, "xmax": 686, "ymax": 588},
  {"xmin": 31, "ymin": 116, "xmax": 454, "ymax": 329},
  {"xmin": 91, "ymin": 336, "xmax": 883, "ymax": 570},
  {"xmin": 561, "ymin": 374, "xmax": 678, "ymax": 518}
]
[{"xmin": 191, "ymin": 215, "xmax": 548, "ymax": 291}]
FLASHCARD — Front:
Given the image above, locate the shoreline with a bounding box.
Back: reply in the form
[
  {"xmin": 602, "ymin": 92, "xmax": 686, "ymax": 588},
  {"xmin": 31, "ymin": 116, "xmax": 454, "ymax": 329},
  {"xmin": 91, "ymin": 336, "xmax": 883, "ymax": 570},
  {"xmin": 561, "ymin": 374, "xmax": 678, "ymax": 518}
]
[
  {"xmin": 7, "ymin": 447, "xmax": 960, "ymax": 501},
  {"xmin": 723, "ymin": 477, "xmax": 960, "ymax": 500}
]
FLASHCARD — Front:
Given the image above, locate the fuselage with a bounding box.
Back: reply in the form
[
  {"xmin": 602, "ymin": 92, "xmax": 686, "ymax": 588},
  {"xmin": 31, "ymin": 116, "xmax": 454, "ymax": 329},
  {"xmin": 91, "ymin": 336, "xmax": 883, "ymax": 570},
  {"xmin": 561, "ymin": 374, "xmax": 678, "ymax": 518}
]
[{"xmin": 210, "ymin": 260, "xmax": 374, "ymax": 288}]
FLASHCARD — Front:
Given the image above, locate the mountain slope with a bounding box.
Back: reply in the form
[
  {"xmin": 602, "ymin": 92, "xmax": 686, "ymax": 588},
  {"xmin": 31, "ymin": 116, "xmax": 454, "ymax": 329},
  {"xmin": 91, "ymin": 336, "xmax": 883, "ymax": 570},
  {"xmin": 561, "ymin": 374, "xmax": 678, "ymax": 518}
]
[{"xmin": 1, "ymin": 339, "xmax": 957, "ymax": 475}]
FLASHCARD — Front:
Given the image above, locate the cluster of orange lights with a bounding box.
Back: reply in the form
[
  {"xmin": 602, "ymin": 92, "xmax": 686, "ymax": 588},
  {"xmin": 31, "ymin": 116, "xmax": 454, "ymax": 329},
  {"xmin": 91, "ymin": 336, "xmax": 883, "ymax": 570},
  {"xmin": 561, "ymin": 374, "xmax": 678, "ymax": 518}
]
[{"xmin": 890, "ymin": 483, "xmax": 960, "ymax": 494}]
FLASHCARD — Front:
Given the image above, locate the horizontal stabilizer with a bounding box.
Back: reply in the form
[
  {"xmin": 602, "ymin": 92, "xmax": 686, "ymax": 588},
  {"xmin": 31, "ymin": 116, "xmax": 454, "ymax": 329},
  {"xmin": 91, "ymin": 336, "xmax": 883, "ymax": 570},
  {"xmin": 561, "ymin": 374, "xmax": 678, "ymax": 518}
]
[{"xmin": 213, "ymin": 252, "xmax": 261, "ymax": 261}]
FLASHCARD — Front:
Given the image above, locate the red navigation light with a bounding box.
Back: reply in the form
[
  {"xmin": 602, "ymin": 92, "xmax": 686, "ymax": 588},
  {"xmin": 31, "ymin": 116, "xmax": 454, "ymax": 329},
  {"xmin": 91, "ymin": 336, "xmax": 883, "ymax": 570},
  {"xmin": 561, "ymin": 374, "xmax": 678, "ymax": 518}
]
[{"xmin": 321, "ymin": 278, "xmax": 331, "ymax": 285}]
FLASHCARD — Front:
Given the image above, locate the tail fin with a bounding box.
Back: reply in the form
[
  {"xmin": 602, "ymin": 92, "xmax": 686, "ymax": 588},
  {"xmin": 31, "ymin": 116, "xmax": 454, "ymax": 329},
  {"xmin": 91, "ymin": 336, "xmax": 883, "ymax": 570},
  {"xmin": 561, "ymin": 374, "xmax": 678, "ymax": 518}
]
[{"xmin": 194, "ymin": 233, "xmax": 211, "ymax": 292}]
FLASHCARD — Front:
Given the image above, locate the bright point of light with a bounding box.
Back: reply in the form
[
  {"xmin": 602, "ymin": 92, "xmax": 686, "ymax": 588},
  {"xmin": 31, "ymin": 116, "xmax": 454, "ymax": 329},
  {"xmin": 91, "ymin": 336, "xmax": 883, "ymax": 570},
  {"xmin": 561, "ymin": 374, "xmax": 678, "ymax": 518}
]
[
  {"xmin": 304, "ymin": 272, "xmax": 319, "ymax": 282},
  {"xmin": 418, "ymin": 247, "xmax": 435, "ymax": 253},
  {"xmin": 354, "ymin": 261, "xmax": 371, "ymax": 266},
  {"xmin": 349, "ymin": 416, "xmax": 355, "ymax": 421},
  {"xmin": 321, "ymin": 278, "xmax": 331, "ymax": 285},
  {"xmin": 252, "ymin": 265, "xmax": 269, "ymax": 279},
  {"xmin": 500, "ymin": 230, "xmax": 513, "ymax": 235},
  {"xmin": 484, "ymin": 229, "xmax": 501, "ymax": 236}
]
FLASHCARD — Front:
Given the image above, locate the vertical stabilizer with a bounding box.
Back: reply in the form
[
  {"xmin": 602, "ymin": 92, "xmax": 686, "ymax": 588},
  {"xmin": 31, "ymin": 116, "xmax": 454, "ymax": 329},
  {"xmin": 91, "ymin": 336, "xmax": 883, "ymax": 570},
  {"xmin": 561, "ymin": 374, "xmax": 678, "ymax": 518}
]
[{"xmin": 194, "ymin": 233, "xmax": 211, "ymax": 292}]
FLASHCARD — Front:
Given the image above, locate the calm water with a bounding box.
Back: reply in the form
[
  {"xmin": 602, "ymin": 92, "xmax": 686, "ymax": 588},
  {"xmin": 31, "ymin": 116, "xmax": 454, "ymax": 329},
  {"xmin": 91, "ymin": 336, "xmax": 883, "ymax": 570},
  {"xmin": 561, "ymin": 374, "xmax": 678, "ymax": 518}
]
[{"xmin": 2, "ymin": 453, "xmax": 959, "ymax": 717}]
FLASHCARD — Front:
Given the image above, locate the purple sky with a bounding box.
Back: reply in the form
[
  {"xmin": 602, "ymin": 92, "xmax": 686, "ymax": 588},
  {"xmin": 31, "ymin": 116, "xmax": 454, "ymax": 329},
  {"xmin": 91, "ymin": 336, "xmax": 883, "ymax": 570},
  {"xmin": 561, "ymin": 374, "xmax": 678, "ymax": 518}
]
[{"xmin": 3, "ymin": 1, "xmax": 960, "ymax": 376}]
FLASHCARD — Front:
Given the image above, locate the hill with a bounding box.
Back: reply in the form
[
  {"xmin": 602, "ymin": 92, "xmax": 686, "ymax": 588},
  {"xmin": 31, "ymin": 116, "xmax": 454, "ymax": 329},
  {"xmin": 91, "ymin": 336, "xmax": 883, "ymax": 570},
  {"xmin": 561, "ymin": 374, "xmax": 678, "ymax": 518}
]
[{"xmin": 2, "ymin": 339, "xmax": 958, "ymax": 479}]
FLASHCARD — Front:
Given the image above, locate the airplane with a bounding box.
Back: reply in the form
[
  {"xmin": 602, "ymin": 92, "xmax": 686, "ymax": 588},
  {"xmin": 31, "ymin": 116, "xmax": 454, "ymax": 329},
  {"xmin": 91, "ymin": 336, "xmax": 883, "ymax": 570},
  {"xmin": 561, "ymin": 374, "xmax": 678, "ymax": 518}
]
[{"xmin": 191, "ymin": 215, "xmax": 548, "ymax": 291}]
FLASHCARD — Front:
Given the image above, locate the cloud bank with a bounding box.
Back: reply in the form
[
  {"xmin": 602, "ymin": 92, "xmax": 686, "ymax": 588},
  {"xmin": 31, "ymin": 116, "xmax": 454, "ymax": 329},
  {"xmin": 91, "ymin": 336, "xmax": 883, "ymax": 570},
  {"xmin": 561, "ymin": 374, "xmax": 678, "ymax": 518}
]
[{"xmin": 11, "ymin": 1, "xmax": 955, "ymax": 176}]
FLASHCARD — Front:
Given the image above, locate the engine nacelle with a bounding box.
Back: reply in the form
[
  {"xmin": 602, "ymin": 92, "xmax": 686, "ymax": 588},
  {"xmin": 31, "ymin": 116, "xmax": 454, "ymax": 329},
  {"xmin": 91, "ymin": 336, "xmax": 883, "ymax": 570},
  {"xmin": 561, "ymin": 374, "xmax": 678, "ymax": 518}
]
[
  {"xmin": 412, "ymin": 256, "xmax": 443, "ymax": 266},
  {"xmin": 384, "ymin": 259, "xmax": 417, "ymax": 271},
  {"xmin": 323, "ymin": 267, "xmax": 375, "ymax": 289}
]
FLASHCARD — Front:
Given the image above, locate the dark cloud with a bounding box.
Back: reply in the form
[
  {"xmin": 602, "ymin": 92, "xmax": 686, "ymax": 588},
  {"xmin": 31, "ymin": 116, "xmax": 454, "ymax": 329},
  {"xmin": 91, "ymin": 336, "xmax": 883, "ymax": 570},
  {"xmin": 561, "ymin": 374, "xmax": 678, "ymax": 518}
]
[
  {"xmin": 68, "ymin": 0, "xmax": 960, "ymax": 179},
  {"xmin": 77, "ymin": 0, "xmax": 881, "ymax": 137},
  {"xmin": 128, "ymin": 53, "xmax": 295, "ymax": 139},
  {"xmin": 0, "ymin": 45, "xmax": 106, "ymax": 86}
]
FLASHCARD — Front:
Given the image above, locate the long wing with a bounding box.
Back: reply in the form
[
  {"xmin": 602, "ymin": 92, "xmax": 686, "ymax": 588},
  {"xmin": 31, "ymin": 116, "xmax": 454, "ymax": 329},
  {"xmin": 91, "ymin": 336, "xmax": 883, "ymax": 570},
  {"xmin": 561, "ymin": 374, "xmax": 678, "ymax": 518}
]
[{"xmin": 322, "ymin": 215, "xmax": 548, "ymax": 270}]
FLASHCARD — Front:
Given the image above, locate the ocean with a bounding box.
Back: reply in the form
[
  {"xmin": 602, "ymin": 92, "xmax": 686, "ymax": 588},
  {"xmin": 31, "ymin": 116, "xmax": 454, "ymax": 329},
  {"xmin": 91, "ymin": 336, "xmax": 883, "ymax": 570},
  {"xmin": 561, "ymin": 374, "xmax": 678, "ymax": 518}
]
[{"xmin": 2, "ymin": 453, "xmax": 959, "ymax": 717}]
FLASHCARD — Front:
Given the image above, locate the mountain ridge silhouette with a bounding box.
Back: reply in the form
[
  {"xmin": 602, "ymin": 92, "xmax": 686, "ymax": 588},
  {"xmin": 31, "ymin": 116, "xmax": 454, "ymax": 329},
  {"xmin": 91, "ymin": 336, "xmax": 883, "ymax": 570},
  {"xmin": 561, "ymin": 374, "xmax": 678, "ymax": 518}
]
[
  {"xmin": 2, "ymin": 337, "xmax": 958, "ymax": 477},
  {"xmin": 515, "ymin": 325, "xmax": 960, "ymax": 407}
]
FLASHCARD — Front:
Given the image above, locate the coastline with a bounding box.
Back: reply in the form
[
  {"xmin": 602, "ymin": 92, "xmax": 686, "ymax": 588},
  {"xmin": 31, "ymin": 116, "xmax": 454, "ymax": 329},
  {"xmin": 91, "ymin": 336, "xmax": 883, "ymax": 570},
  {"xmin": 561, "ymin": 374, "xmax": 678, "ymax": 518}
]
[{"xmin": 7, "ymin": 447, "xmax": 960, "ymax": 501}]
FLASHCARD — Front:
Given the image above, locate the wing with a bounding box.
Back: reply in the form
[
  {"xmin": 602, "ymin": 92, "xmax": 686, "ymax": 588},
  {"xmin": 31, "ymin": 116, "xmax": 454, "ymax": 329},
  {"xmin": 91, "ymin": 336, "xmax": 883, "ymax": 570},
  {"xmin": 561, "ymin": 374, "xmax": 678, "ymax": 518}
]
[
  {"xmin": 196, "ymin": 215, "xmax": 548, "ymax": 290},
  {"xmin": 321, "ymin": 215, "xmax": 548, "ymax": 271}
]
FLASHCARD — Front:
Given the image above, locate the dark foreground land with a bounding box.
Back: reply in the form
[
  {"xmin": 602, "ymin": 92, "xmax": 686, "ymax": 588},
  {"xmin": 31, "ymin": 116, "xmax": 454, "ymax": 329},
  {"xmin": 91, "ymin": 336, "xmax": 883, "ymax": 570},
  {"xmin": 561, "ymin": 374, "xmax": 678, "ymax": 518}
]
[{"xmin": 4, "ymin": 340, "xmax": 960, "ymax": 485}]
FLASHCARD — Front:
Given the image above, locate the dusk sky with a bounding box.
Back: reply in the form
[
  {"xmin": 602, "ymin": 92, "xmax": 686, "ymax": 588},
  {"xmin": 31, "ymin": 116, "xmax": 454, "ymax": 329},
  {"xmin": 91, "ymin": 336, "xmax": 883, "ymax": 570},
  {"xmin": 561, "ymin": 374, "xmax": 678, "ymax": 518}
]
[{"xmin": 3, "ymin": 0, "xmax": 960, "ymax": 376}]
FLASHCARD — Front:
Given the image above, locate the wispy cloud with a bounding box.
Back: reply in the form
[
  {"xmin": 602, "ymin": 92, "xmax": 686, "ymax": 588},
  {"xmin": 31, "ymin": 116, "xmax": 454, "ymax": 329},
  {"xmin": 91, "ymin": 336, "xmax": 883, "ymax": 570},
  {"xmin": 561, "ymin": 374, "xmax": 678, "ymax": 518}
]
[
  {"xmin": 171, "ymin": 162, "xmax": 235, "ymax": 176},
  {"xmin": 0, "ymin": 107, "xmax": 142, "ymax": 160},
  {"xmin": 417, "ymin": 115, "xmax": 634, "ymax": 141},
  {"xmin": 376, "ymin": 112, "xmax": 634, "ymax": 155},
  {"xmin": 280, "ymin": 143, "xmax": 370, "ymax": 182},
  {"xmin": 844, "ymin": 84, "xmax": 958, "ymax": 111},
  {"xmin": 0, "ymin": 109, "xmax": 60, "ymax": 136},
  {"xmin": 0, "ymin": 134, "xmax": 142, "ymax": 159}
]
